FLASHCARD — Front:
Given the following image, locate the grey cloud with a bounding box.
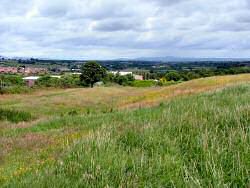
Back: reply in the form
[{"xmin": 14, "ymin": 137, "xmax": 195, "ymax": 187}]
[
  {"xmin": 37, "ymin": 0, "xmax": 134, "ymax": 20},
  {"xmin": 235, "ymin": 11, "xmax": 250, "ymax": 23},
  {"xmin": 142, "ymin": 0, "xmax": 186, "ymax": 6},
  {"xmin": 93, "ymin": 19, "xmax": 143, "ymax": 32},
  {"xmin": 39, "ymin": 4, "xmax": 70, "ymax": 17},
  {"xmin": 0, "ymin": 0, "xmax": 250, "ymax": 59}
]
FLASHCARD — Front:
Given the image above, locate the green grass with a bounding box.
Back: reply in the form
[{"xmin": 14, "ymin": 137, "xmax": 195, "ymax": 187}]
[
  {"xmin": 0, "ymin": 86, "xmax": 31, "ymax": 95},
  {"xmin": 131, "ymin": 80, "xmax": 157, "ymax": 87},
  {"xmin": 1, "ymin": 74, "xmax": 250, "ymax": 117},
  {"xmin": 0, "ymin": 109, "xmax": 33, "ymax": 123},
  {"xmin": 1, "ymin": 83, "xmax": 249, "ymax": 187}
]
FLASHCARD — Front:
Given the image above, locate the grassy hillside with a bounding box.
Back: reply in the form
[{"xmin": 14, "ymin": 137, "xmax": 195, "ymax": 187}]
[
  {"xmin": 1, "ymin": 74, "xmax": 250, "ymax": 117},
  {"xmin": 0, "ymin": 74, "xmax": 250, "ymax": 187}
]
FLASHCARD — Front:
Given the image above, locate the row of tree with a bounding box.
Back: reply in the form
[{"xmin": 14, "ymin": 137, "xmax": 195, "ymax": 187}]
[
  {"xmin": 1, "ymin": 62, "xmax": 250, "ymax": 91},
  {"xmin": 140, "ymin": 66, "xmax": 250, "ymax": 82},
  {"xmin": 38, "ymin": 62, "xmax": 135, "ymax": 88}
]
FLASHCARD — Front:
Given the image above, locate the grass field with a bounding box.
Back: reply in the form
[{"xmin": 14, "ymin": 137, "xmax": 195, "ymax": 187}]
[{"xmin": 0, "ymin": 74, "xmax": 250, "ymax": 187}]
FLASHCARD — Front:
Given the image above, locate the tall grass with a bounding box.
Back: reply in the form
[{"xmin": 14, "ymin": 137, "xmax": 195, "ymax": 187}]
[
  {"xmin": 0, "ymin": 109, "xmax": 33, "ymax": 123},
  {"xmin": 131, "ymin": 80, "xmax": 157, "ymax": 87},
  {"xmin": 1, "ymin": 74, "xmax": 250, "ymax": 118},
  {"xmin": 0, "ymin": 86, "xmax": 31, "ymax": 95},
  {"xmin": 2, "ymin": 84, "xmax": 250, "ymax": 187}
]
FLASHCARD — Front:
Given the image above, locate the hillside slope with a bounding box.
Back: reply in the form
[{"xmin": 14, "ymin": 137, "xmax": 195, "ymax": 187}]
[
  {"xmin": 0, "ymin": 74, "xmax": 250, "ymax": 187},
  {"xmin": 1, "ymin": 74, "xmax": 250, "ymax": 117}
]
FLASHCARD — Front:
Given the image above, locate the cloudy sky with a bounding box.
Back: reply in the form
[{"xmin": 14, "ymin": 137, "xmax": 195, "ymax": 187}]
[{"xmin": 1, "ymin": 0, "xmax": 250, "ymax": 59}]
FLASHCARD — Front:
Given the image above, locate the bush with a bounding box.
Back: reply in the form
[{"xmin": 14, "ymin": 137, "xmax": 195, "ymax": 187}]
[
  {"xmin": 36, "ymin": 75, "xmax": 61, "ymax": 87},
  {"xmin": 158, "ymin": 78, "xmax": 177, "ymax": 86},
  {"xmin": 60, "ymin": 74, "xmax": 81, "ymax": 88},
  {"xmin": 0, "ymin": 74, "xmax": 25, "ymax": 86},
  {"xmin": 104, "ymin": 73, "xmax": 135, "ymax": 86},
  {"xmin": 186, "ymin": 72, "xmax": 201, "ymax": 80},
  {"xmin": 35, "ymin": 75, "xmax": 81, "ymax": 88},
  {"xmin": 0, "ymin": 86, "xmax": 31, "ymax": 94}
]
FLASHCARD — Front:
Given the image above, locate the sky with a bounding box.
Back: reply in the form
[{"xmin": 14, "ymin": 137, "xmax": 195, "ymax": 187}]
[{"xmin": 1, "ymin": 0, "xmax": 250, "ymax": 60}]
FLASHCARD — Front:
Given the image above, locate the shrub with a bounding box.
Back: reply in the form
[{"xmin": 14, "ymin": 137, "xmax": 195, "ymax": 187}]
[
  {"xmin": 60, "ymin": 74, "xmax": 81, "ymax": 88},
  {"xmin": 157, "ymin": 79, "xmax": 177, "ymax": 86},
  {"xmin": 0, "ymin": 86, "xmax": 31, "ymax": 94},
  {"xmin": 36, "ymin": 75, "xmax": 61, "ymax": 87},
  {"xmin": 0, "ymin": 74, "xmax": 25, "ymax": 86},
  {"xmin": 104, "ymin": 73, "xmax": 135, "ymax": 86}
]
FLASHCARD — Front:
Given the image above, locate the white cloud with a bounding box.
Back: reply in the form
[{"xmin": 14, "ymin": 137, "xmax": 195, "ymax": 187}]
[{"xmin": 0, "ymin": 0, "xmax": 250, "ymax": 59}]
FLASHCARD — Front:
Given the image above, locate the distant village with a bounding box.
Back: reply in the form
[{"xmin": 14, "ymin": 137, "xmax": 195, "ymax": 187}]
[
  {"xmin": 0, "ymin": 66, "xmax": 47, "ymax": 75},
  {"xmin": 0, "ymin": 65, "xmax": 143, "ymax": 87}
]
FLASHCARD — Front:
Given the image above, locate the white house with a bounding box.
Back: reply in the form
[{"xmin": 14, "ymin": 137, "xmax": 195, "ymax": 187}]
[
  {"xmin": 23, "ymin": 76, "xmax": 40, "ymax": 87},
  {"xmin": 110, "ymin": 71, "xmax": 144, "ymax": 80},
  {"xmin": 51, "ymin": 75, "xmax": 61, "ymax": 78},
  {"xmin": 110, "ymin": 71, "xmax": 133, "ymax": 76}
]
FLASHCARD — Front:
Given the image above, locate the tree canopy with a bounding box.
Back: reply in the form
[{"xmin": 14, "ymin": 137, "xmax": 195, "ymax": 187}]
[
  {"xmin": 165, "ymin": 71, "xmax": 182, "ymax": 81},
  {"xmin": 80, "ymin": 61, "xmax": 107, "ymax": 87}
]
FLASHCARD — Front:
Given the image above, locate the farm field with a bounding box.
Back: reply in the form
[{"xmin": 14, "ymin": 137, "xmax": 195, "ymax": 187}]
[{"xmin": 0, "ymin": 74, "xmax": 250, "ymax": 187}]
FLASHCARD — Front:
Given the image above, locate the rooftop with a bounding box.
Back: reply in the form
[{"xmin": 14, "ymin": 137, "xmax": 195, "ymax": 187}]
[{"xmin": 22, "ymin": 76, "xmax": 40, "ymax": 80}]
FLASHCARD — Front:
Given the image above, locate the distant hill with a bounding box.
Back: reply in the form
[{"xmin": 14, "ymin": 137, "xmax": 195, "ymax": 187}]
[
  {"xmin": 135, "ymin": 56, "xmax": 250, "ymax": 62},
  {"xmin": 1, "ymin": 54, "xmax": 250, "ymax": 62}
]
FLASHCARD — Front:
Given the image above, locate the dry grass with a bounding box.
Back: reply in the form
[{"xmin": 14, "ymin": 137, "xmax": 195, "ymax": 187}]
[
  {"xmin": 0, "ymin": 74, "xmax": 249, "ymax": 134},
  {"xmin": 0, "ymin": 74, "xmax": 250, "ymax": 186},
  {"xmin": 119, "ymin": 74, "xmax": 250, "ymax": 108},
  {"xmin": 1, "ymin": 74, "xmax": 250, "ymax": 118}
]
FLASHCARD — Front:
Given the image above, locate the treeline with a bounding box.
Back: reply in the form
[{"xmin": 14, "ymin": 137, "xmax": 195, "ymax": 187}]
[
  {"xmin": 0, "ymin": 74, "xmax": 82, "ymax": 94},
  {"xmin": 9, "ymin": 58, "xmax": 250, "ymax": 72},
  {"xmin": 0, "ymin": 73, "xmax": 138, "ymax": 94},
  {"xmin": 141, "ymin": 66, "xmax": 250, "ymax": 82},
  {"xmin": 36, "ymin": 75, "xmax": 81, "ymax": 88},
  {"xmin": 1, "ymin": 63, "xmax": 250, "ymax": 94}
]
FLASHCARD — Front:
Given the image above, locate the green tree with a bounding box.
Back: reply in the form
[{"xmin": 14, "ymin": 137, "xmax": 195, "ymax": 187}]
[
  {"xmin": 80, "ymin": 61, "xmax": 107, "ymax": 88},
  {"xmin": 165, "ymin": 71, "xmax": 181, "ymax": 81},
  {"xmin": 186, "ymin": 72, "xmax": 200, "ymax": 80},
  {"xmin": 114, "ymin": 73, "xmax": 135, "ymax": 86}
]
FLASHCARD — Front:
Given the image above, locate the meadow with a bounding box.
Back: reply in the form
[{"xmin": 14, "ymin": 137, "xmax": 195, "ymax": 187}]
[{"xmin": 0, "ymin": 74, "xmax": 250, "ymax": 187}]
